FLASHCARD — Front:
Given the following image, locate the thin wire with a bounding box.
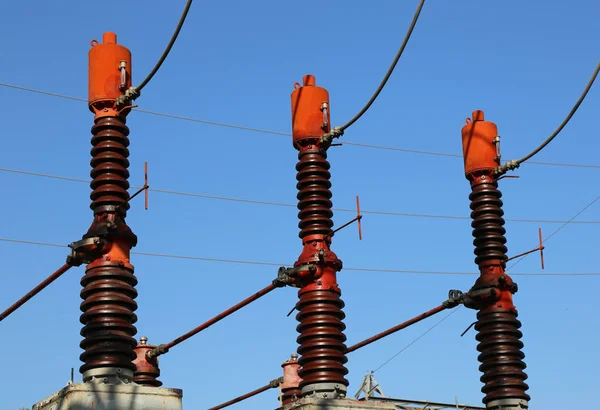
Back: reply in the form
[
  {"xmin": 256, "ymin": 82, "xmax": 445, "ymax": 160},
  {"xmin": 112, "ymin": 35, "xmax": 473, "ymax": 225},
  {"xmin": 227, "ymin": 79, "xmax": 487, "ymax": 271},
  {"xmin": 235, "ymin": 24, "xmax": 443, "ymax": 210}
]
[
  {"xmin": 340, "ymin": 0, "xmax": 426, "ymax": 131},
  {"xmin": 507, "ymin": 193, "xmax": 600, "ymax": 270},
  {"xmin": 1, "ymin": 237, "xmax": 598, "ymax": 277},
  {"xmin": 514, "ymin": 61, "xmax": 600, "ymax": 166},
  {"xmin": 134, "ymin": 0, "xmax": 194, "ymax": 94},
  {"xmin": 373, "ymin": 307, "xmax": 461, "ymax": 372},
  {"xmin": 1, "ymin": 82, "xmax": 598, "ymax": 170},
  {"xmin": 3, "ymin": 166, "xmax": 600, "ymax": 225}
]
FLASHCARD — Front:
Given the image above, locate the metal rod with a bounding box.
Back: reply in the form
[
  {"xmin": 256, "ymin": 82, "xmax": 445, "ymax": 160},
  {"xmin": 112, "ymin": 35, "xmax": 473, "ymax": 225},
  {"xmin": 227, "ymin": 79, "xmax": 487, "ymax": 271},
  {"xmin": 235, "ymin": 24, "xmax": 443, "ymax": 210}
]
[
  {"xmin": 144, "ymin": 161, "xmax": 149, "ymax": 210},
  {"xmin": 345, "ymin": 304, "xmax": 447, "ymax": 353},
  {"xmin": 0, "ymin": 263, "xmax": 72, "ymax": 322},
  {"xmin": 128, "ymin": 183, "xmax": 149, "ymax": 204},
  {"xmin": 207, "ymin": 381, "xmax": 276, "ymax": 410},
  {"xmin": 356, "ymin": 195, "xmax": 362, "ymax": 240},
  {"xmin": 506, "ymin": 245, "xmax": 544, "ymax": 262},
  {"xmin": 330, "ymin": 215, "xmax": 363, "ymax": 237},
  {"xmin": 151, "ymin": 283, "xmax": 278, "ymax": 356}
]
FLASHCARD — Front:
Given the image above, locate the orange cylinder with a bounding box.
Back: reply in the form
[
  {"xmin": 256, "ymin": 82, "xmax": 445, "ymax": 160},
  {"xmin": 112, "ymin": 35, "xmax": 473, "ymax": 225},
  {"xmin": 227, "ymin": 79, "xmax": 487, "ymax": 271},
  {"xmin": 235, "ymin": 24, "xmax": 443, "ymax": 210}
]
[
  {"xmin": 461, "ymin": 110, "xmax": 500, "ymax": 176},
  {"xmin": 88, "ymin": 32, "xmax": 132, "ymax": 112},
  {"xmin": 291, "ymin": 74, "xmax": 330, "ymax": 147}
]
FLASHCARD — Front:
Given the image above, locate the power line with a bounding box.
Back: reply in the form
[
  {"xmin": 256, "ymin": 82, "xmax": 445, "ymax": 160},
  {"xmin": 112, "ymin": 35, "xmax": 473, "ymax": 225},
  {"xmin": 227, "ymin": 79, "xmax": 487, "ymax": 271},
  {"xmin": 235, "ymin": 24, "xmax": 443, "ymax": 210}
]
[
  {"xmin": 1, "ymin": 82, "xmax": 599, "ymax": 170},
  {"xmin": 339, "ymin": 0, "xmax": 426, "ymax": 131},
  {"xmin": 132, "ymin": 0, "xmax": 194, "ymax": 96},
  {"xmin": 1, "ymin": 237, "xmax": 598, "ymax": 277},
  {"xmin": 500, "ymin": 61, "xmax": 600, "ymax": 173},
  {"xmin": 373, "ymin": 307, "xmax": 461, "ymax": 373},
  {"xmin": 2, "ymin": 166, "xmax": 600, "ymax": 225},
  {"xmin": 370, "ymin": 187, "xmax": 600, "ymax": 376},
  {"xmin": 508, "ymin": 193, "xmax": 600, "ymax": 270}
]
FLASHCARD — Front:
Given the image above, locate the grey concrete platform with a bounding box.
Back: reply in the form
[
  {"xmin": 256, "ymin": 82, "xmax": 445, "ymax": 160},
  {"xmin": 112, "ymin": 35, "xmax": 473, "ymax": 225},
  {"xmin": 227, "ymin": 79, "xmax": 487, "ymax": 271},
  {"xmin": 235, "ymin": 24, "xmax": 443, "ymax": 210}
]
[
  {"xmin": 32, "ymin": 382, "xmax": 183, "ymax": 410},
  {"xmin": 282, "ymin": 397, "xmax": 398, "ymax": 410}
]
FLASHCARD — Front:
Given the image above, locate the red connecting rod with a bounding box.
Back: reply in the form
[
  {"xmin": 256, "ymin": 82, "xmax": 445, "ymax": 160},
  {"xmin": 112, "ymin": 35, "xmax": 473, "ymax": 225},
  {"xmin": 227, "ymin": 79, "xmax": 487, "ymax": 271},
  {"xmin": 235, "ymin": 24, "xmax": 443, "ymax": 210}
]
[{"xmin": 0, "ymin": 263, "xmax": 72, "ymax": 322}]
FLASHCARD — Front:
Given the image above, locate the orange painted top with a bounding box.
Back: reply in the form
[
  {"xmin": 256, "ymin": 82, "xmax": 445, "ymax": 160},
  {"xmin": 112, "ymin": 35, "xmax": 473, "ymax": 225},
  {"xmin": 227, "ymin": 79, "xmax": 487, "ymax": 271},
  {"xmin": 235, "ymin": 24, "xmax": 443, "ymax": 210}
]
[
  {"xmin": 88, "ymin": 32, "xmax": 132, "ymax": 112},
  {"xmin": 461, "ymin": 110, "xmax": 500, "ymax": 176},
  {"xmin": 291, "ymin": 74, "xmax": 330, "ymax": 147}
]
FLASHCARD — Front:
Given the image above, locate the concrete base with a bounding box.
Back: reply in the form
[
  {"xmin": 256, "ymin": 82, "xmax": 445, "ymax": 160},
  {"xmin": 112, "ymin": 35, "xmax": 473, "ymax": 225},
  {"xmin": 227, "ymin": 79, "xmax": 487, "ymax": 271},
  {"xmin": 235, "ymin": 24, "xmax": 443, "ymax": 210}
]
[
  {"xmin": 32, "ymin": 382, "xmax": 183, "ymax": 410},
  {"xmin": 282, "ymin": 397, "xmax": 397, "ymax": 410}
]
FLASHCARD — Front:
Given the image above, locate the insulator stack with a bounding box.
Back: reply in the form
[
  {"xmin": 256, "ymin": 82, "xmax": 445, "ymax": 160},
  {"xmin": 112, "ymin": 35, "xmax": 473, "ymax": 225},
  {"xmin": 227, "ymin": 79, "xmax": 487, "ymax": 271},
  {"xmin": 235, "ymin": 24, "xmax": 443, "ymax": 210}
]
[
  {"xmin": 89, "ymin": 117, "xmax": 131, "ymax": 214},
  {"xmin": 462, "ymin": 111, "xmax": 530, "ymax": 409},
  {"xmin": 475, "ymin": 310, "xmax": 529, "ymax": 406},
  {"xmin": 469, "ymin": 178, "xmax": 508, "ymax": 267},
  {"xmin": 78, "ymin": 31, "xmax": 139, "ymax": 383},
  {"xmin": 296, "ymin": 148, "xmax": 334, "ymax": 238},
  {"xmin": 80, "ymin": 262, "xmax": 138, "ymax": 377},
  {"xmin": 296, "ymin": 289, "xmax": 348, "ymax": 391},
  {"xmin": 291, "ymin": 74, "xmax": 349, "ymax": 399}
]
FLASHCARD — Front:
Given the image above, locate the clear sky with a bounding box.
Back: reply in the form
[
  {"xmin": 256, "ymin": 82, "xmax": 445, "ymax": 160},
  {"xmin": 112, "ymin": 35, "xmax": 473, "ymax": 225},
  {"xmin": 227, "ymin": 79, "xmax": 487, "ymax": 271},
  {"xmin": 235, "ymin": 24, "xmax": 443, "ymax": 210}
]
[{"xmin": 1, "ymin": 1, "xmax": 598, "ymax": 409}]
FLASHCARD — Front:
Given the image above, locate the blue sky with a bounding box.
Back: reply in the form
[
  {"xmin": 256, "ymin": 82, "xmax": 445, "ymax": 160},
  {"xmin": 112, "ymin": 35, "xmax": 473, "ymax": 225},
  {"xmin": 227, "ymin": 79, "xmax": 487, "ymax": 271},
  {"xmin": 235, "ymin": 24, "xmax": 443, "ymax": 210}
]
[{"xmin": 0, "ymin": 1, "xmax": 598, "ymax": 409}]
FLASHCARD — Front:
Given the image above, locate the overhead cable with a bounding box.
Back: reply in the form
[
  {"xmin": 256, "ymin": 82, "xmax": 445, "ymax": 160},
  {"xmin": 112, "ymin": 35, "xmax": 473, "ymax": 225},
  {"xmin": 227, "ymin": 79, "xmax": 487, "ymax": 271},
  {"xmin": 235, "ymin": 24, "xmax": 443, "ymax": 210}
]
[
  {"xmin": 120, "ymin": 0, "xmax": 194, "ymax": 102},
  {"xmin": 508, "ymin": 193, "xmax": 600, "ymax": 270},
  {"xmin": 1, "ymin": 237, "xmax": 598, "ymax": 277},
  {"xmin": 339, "ymin": 0, "xmax": 426, "ymax": 132},
  {"xmin": 499, "ymin": 61, "xmax": 600, "ymax": 173},
  {"xmin": 1, "ymin": 82, "xmax": 598, "ymax": 169},
  {"xmin": 2, "ymin": 166, "xmax": 599, "ymax": 225}
]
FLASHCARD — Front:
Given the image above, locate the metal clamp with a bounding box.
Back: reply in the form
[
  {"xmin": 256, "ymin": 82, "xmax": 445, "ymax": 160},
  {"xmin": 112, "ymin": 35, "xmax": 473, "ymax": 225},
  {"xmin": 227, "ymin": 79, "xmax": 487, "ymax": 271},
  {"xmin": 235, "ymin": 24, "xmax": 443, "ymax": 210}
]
[
  {"xmin": 273, "ymin": 264, "xmax": 316, "ymax": 288},
  {"xmin": 443, "ymin": 289, "xmax": 465, "ymax": 308},
  {"xmin": 66, "ymin": 237, "xmax": 105, "ymax": 266},
  {"xmin": 320, "ymin": 126, "xmax": 344, "ymax": 145},
  {"xmin": 146, "ymin": 343, "xmax": 169, "ymax": 360}
]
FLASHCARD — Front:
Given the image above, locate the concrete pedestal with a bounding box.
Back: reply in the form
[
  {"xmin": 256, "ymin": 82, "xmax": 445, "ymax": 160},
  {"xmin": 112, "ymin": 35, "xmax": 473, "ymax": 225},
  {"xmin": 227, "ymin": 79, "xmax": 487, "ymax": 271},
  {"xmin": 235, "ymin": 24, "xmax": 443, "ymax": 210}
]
[
  {"xmin": 32, "ymin": 382, "xmax": 183, "ymax": 410},
  {"xmin": 282, "ymin": 397, "xmax": 397, "ymax": 410}
]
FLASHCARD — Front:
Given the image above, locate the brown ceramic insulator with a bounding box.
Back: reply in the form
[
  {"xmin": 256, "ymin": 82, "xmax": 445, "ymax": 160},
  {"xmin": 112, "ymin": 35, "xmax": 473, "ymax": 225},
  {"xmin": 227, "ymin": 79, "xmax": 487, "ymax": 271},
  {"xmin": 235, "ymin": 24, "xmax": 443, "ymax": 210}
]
[
  {"xmin": 295, "ymin": 289, "xmax": 349, "ymax": 389},
  {"xmin": 79, "ymin": 263, "xmax": 138, "ymax": 375},
  {"xmin": 469, "ymin": 178, "xmax": 508, "ymax": 267},
  {"xmin": 475, "ymin": 310, "xmax": 530, "ymax": 405},
  {"xmin": 133, "ymin": 337, "xmax": 162, "ymax": 387},
  {"xmin": 90, "ymin": 116, "xmax": 131, "ymax": 214},
  {"xmin": 296, "ymin": 148, "xmax": 334, "ymax": 239}
]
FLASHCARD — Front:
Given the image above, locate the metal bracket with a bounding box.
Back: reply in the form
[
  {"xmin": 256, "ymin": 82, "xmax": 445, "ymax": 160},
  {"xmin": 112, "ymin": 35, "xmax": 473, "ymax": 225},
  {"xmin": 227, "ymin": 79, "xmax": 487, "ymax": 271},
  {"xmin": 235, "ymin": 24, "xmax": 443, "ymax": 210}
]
[
  {"xmin": 146, "ymin": 343, "xmax": 169, "ymax": 360},
  {"xmin": 443, "ymin": 289, "xmax": 465, "ymax": 308},
  {"xmin": 319, "ymin": 126, "xmax": 344, "ymax": 145},
  {"xmin": 273, "ymin": 264, "xmax": 316, "ymax": 288},
  {"xmin": 67, "ymin": 237, "xmax": 105, "ymax": 266}
]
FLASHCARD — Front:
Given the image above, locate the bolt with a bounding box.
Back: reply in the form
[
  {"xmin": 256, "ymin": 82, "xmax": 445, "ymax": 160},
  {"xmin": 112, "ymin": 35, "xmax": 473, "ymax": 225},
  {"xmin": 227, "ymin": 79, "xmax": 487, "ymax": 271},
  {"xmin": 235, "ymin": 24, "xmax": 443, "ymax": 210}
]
[{"xmin": 140, "ymin": 336, "xmax": 148, "ymax": 345}]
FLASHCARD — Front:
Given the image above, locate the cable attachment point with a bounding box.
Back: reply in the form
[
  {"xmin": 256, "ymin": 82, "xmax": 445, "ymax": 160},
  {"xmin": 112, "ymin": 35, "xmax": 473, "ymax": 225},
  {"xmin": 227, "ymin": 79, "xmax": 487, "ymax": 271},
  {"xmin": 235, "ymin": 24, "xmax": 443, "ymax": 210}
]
[
  {"xmin": 115, "ymin": 86, "xmax": 141, "ymax": 109},
  {"xmin": 274, "ymin": 264, "xmax": 317, "ymax": 288},
  {"xmin": 320, "ymin": 126, "xmax": 344, "ymax": 145},
  {"xmin": 146, "ymin": 344, "xmax": 169, "ymax": 360},
  {"xmin": 270, "ymin": 377, "xmax": 284, "ymax": 388},
  {"xmin": 443, "ymin": 289, "xmax": 465, "ymax": 308},
  {"xmin": 67, "ymin": 237, "xmax": 107, "ymax": 266},
  {"xmin": 495, "ymin": 159, "xmax": 520, "ymax": 175}
]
